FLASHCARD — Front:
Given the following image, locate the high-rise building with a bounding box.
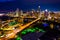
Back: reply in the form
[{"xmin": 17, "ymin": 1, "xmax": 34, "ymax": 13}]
[
  {"xmin": 44, "ymin": 9, "xmax": 49, "ymax": 17},
  {"xmin": 38, "ymin": 6, "xmax": 41, "ymax": 13},
  {"xmin": 9, "ymin": 11, "xmax": 14, "ymax": 17},
  {"xmin": 37, "ymin": 6, "xmax": 41, "ymax": 18},
  {"xmin": 31, "ymin": 9, "xmax": 37, "ymax": 18},
  {"xmin": 15, "ymin": 8, "xmax": 20, "ymax": 17},
  {"xmin": 20, "ymin": 10, "xmax": 23, "ymax": 15},
  {"xmin": 30, "ymin": 9, "xmax": 35, "ymax": 16}
]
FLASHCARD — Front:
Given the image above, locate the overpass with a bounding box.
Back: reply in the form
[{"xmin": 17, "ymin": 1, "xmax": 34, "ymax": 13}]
[
  {"xmin": 0, "ymin": 18, "xmax": 40, "ymax": 40},
  {"xmin": 1, "ymin": 17, "xmax": 37, "ymax": 28},
  {"xmin": 1, "ymin": 18, "xmax": 17, "ymax": 28}
]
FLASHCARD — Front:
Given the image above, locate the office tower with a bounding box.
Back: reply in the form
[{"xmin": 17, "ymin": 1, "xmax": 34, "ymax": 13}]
[
  {"xmin": 31, "ymin": 9, "xmax": 37, "ymax": 18},
  {"xmin": 38, "ymin": 6, "xmax": 41, "ymax": 13},
  {"xmin": 38, "ymin": 6, "xmax": 41, "ymax": 18},
  {"xmin": 15, "ymin": 8, "xmax": 20, "ymax": 17},
  {"xmin": 30, "ymin": 9, "xmax": 35, "ymax": 16},
  {"xmin": 20, "ymin": 10, "xmax": 23, "ymax": 16},
  {"xmin": 44, "ymin": 9, "xmax": 49, "ymax": 17}
]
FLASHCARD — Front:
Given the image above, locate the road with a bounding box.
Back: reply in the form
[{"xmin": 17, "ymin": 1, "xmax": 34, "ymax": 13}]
[
  {"xmin": 0, "ymin": 18, "xmax": 40, "ymax": 40},
  {"xmin": 1, "ymin": 18, "xmax": 17, "ymax": 28}
]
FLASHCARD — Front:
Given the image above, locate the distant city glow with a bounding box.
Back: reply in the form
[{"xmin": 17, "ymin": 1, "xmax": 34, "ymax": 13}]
[{"xmin": 0, "ymin": 14, "xmax": 4, "ymax": 16}]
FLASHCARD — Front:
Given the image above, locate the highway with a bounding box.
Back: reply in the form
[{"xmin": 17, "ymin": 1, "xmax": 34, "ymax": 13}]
[
  {"xmin": 0, "ymin": 18, "xmax": 40, "ymax": 40},
  {"xmin": 1, "ymin": 18, "xmax": 17, "ymax": 28}
]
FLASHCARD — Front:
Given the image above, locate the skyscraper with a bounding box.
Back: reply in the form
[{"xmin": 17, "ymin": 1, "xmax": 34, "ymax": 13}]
[
  {"xmin": 38, "ymin": 6, "xmax": 41, "ymax": 13},
  {"xmin": 15, "ymin": 8, "xmax": 20, "ymax": 17},
  {"xmin": 37, "ymin": 6, "xmax": 42, "ymax": 18},
  {"xmin": 20, "ymin": 10, "xmax": 23, "ymax": 16},
  {"xmin": 44, "ymin": 9, "xmax": 48, "ymax": 17}
]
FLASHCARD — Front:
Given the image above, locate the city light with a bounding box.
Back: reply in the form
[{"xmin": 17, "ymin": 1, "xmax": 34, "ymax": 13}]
[
  {"xmin": 45, "ymin": 9, "xmax": 48, "ymax": 12},
  {"xmin": 38, "ymin": 6, "xmax": 40, "ymax": 8},
  {"xmin": 0, "ymin": 14, "xmax": 4, "ymax": 16},
  {"xmin": 0, "ymin": 4, "xmax": 60, "ymax": 40}
]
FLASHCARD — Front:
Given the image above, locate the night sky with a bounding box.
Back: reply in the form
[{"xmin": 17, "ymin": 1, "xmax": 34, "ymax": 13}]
[{"xmin": 0, "ymin": 0, "xmax": 60, "ymax": 11}]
